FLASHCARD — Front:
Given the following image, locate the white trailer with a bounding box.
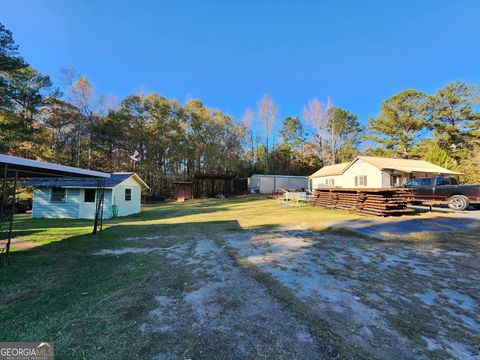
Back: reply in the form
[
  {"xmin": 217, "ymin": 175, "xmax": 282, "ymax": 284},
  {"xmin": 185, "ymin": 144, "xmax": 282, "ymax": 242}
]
[{"xmin": 248, "ymin": 174, "xmax": 309, "ymax": 194}]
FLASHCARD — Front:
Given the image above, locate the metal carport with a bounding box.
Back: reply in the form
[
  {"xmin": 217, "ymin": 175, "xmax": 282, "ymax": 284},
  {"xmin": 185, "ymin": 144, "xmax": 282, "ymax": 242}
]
[{"xmin": 0, "ymin": 154, "xmax": 110, "ymax": 265}]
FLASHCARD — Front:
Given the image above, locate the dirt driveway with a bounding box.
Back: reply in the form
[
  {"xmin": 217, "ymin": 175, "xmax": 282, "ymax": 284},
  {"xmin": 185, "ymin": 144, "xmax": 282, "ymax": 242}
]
[
  {"xmin": 325, "ymin": 210, "xmax": 480, "ymax": 241},
  {"xmin": 225, "ymin": 226, "xmax": 480, "ymax": 360},
  {"xmin": 93, "ymin": 225, "xmax": 479, "ymax": 359},
  {"xmin": 89, "ymin": 206, "xmax": 479, "ymax": 359},
  {"xmin": 95, "ymin": 234, "xmax": 325, "ymax": 359}
]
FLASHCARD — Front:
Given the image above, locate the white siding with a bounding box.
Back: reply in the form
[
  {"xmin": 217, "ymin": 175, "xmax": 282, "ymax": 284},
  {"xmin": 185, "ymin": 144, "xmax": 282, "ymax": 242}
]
[
  {"xmin": 112, "ymin": 177, "xmax": 142, "ymax": 217},
  {"xmin": 311, "ymin": 175, "xmax": 343, "ymax": 189},
  {"xmin": 310, "ymin": 158, "xmax": 458, "ymax": 190},
  {"xmin": 342, "ymin": 159, "xmax": 383, "ymax": 188}
]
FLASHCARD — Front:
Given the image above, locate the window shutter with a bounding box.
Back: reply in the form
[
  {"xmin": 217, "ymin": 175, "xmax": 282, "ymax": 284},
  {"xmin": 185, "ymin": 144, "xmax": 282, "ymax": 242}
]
[
  {"xmin": 364, "ymin": 176, "xmax": 367, "ymax": 187},
  {"xmin": 355, "ymin": 176, "xmax": 358, "ymax": 187}
]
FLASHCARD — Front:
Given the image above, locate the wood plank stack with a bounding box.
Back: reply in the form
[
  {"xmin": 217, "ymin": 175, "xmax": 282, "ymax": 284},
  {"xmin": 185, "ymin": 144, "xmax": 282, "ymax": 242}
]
[{"xmin": 314, "ymin": 188, "xmax": 415, "ymax": 216}]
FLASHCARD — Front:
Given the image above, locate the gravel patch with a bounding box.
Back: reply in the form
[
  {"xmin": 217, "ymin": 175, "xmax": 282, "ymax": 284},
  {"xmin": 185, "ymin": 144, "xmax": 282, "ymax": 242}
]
[
  {"xmin": 225, "ymin": 228, "xmax": 480, "ymax": 360},
  {"xmin": 93, "ymin": 247, "xmax": 166, "ymax": 255},
  {"xmin": 140, "ymin": 236, "xmax": 324, "ymax": 359}
]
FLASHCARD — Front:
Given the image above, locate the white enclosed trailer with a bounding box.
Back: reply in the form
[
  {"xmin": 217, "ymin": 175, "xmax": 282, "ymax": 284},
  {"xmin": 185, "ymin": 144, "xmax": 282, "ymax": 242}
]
[{"xmin": 248, "ymin": 174, "xmax": 308, "ymax": 194}]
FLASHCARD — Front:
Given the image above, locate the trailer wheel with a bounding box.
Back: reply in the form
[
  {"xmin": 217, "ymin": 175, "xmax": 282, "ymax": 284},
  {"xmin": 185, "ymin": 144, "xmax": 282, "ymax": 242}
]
[{"xmin": 448, "ymin": 195, "xmax": 469, "ymax": 211}]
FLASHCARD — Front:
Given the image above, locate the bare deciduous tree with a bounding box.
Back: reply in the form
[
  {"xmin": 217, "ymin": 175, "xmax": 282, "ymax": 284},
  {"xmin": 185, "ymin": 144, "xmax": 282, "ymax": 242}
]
[
  {"xmin": 241, "ymin": 107, "xmax": 255, "ymax": 168},
  {"xmin": 257, "ymin": 94, "xmax": 278, "ymax": 173},
  {"xmin": 61, "ymin": 68, "xmax": 98, "ymax": 168},
  {"xmin": 303, "ymin": 97, "xmax": 333, "ymax": 164}
]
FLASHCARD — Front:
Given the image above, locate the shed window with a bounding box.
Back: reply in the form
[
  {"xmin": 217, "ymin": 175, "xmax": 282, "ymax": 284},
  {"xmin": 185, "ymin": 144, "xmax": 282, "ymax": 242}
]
[
  {"xmin": 355, "ymin": 175, "xmax": 367, "ymax": 187},
  {"xmin": 84, "ymin": 189, "xmax": 96, "ymax": 202},
  {"xmin": 125, "ymin": 188, "xmax": 132, "ymax": 201},
  {"xmin": 51, "ymin": 188, "xmax": 66, "ymax": 202}
]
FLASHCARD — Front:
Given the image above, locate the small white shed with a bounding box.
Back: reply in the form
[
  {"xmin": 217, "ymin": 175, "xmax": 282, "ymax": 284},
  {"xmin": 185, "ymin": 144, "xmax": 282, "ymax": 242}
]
[{"xmin": 248, "ymin": 174, "xmax": 308, "ymax": 194}]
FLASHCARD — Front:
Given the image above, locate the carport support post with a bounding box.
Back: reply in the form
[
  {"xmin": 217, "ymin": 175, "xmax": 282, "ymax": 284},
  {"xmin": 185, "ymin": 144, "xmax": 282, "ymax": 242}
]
[
  {"xmin": 93, "ymin": 178, "xmax": 106, "ymax": 234},
  {"xmin": 99, "ymin": 178, "xmax": 105, "ymax": 232},
  {"xmin": 93, "ymin": 179, "xmax": 100, "ymax": 234},
  {"xmin": 5, "ymin": 170, "xmax": 17, "ymax": 265},
  {"xmin": 0, "ymin": 164, "xmax": 7, "ymax": 220}
]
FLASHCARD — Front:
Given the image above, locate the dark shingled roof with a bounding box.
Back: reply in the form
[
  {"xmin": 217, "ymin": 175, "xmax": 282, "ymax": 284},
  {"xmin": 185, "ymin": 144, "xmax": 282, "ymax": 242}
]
[{"xmin": 22, "ymin": 173, "xmax": 134, "ymax": 188}]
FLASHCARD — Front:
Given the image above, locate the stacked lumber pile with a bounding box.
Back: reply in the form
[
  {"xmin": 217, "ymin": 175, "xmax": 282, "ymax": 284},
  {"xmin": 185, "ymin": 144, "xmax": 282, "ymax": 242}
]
[{"xmin": 314, "ymin": 188, "xmax": 415, "ymax": 216}]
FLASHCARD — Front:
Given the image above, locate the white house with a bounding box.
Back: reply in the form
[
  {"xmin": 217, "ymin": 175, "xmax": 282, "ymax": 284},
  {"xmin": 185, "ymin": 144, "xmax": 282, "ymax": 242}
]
[
  {"xmin": 310, "ymin": 156, "xmax": 462, "ymax": 189},
  {"xmin": 23, "ymin": 173, "xmax": 149, "ymax": 219}
]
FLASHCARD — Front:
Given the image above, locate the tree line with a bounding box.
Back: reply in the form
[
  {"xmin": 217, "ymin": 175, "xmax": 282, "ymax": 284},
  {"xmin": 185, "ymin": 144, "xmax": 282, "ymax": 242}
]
[
  {"xmin": 366, "ymin": 84, "xmax": 480, "ymax": 182},
  {"xmin": 1, "ymin": 22, "xmax": 479, "ymax": 198}
]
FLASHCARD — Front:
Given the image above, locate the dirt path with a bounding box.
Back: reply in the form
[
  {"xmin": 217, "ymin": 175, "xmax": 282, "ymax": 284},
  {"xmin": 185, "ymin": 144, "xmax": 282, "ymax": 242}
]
[
  {"xmin": 96, "ymin": 235, "xmax": 325, "ymax": 359},
  {"xmin": 92, "ymin": 226, "xmax": 479, "ymax": 359},
  {"xmin": 225, "ymin": 228, "xmax": 480, "ymax": 360}
]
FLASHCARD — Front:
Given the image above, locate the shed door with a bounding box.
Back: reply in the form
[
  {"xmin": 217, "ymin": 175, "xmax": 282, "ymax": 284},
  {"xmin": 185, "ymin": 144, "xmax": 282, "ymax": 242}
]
[
  {"xmin": 259, "ymin": 177, "xmax": 274, "ymax": 194},
  {"xmin": 176, "ymin": 186, "xmax": 186, "ymax": 202},
  {"xmin": 185, "ymin": 186, "xmax": 192, "ymax": 200}
]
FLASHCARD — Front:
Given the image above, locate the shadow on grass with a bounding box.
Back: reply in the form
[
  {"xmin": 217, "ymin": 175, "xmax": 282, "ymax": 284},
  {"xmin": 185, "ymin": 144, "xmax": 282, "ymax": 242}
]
[
  {"xmin": 1, "ymin": 215, "xmax": 366, "ymax": 359},
  {"xmin": 7, "ymin": 198, "xmax": 262, "ymax": 247},
  {"xmin": 0, "ymin": 219, "xmax": 252, "ymax": 359},
  {"xmin": 10, "ymin": 197, "xmax": 260, "ymax": 232},
  {"xmin": 12, "ymin": 215, "xmax": 97, "ymax": 230}
]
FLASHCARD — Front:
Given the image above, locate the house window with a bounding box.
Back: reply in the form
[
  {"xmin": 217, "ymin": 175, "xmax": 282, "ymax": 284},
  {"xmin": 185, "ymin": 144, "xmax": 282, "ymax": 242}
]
[
  {"xmin": 125, "ymin": 188, "xmax": 132, "ymax": 201},
  {"xmin": 84, "ymin": 189, "xmax": 96, "ymax": 203},
  {"xmin": 355, "ymin": 175, "xmax": 367, "ymax": 187},
  {"xmin": 326, "ymin": 178, "xmax": 335, "ymax": 186},
  {"xmin": 51, "ymin": 188, "xmax": 66, "ymax": 202}
]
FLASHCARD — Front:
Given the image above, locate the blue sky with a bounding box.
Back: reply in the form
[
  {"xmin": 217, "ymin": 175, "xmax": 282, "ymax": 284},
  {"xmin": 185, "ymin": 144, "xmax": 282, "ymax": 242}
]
[{"xmin": 3, "ymin": 0, "xmax": 480, "ymax": 126}]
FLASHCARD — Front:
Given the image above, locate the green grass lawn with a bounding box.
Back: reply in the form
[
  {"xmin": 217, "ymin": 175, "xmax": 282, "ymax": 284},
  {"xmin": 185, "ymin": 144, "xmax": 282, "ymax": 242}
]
[
  {"xmin": 0, "ymin": 197, "xmax": 358, "ymax": 359},
  {"xmin": 9, "ymin": 196, "xmax": 358, "ymax": 250}
]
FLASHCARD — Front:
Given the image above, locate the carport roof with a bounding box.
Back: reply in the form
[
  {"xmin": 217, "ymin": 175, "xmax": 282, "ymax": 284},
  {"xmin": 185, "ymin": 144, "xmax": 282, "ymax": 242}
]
[
  {"xmin": 22, "ymin": 173, "xmax": 150, "ymax": 189},
  {"xmin": 22, "ymin": 173, "xmax": 131, "ymax": 188},
  {"xmin": 0, "ymin": 154, "xmax": 110, "ymax": 178}
]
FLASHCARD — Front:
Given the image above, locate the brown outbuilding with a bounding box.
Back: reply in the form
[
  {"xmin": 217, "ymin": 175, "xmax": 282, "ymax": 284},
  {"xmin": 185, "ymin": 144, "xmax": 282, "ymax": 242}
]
[{"xmin": 173, "ymin": 181, "xmax": 193, "ymax": 202}]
